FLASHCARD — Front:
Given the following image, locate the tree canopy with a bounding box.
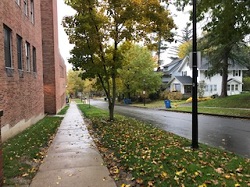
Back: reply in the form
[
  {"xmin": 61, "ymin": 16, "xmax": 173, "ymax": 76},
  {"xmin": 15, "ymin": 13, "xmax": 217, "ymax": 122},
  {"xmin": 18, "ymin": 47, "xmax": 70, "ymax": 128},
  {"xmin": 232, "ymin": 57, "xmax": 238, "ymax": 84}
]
[
  {"xmin": 63, "ymin": 0, "xmax": 175, "ymax": 120},
  {"xmin": 175, "ymin": 0, "xmax": 250, "ymax": 97},
  {"xmin": 118, "ymin": 44, "xmax": 162, "ymax": 99},
  {"xmin": 66, "ymin": 70, "xmax": 85, "ymax": 97}
]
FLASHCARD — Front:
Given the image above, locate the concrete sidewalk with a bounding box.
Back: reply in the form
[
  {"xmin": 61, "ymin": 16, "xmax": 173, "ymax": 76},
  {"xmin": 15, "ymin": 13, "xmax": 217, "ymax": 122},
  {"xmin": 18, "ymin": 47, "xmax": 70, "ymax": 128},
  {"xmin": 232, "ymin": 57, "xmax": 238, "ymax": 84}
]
[{"xmin": 30, "ymin": 102, "xmax": 116, "ymax": 187}]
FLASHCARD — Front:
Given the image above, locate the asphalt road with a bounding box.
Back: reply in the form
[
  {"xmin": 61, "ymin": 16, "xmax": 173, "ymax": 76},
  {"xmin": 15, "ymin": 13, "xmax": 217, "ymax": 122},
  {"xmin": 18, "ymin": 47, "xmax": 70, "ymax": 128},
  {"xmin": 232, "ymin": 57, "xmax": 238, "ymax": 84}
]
[{"xmin": 90, "ymin": 100, "xmax": 250, "ymax": 158}]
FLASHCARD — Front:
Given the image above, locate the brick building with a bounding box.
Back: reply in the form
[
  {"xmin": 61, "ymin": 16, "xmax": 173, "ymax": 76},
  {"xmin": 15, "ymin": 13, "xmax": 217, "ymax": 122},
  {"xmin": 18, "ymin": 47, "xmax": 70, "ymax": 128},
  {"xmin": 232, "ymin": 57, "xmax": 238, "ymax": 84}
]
[{"xmin": 0, "ymin": 0, "xmax": 66, "ymax": 141}]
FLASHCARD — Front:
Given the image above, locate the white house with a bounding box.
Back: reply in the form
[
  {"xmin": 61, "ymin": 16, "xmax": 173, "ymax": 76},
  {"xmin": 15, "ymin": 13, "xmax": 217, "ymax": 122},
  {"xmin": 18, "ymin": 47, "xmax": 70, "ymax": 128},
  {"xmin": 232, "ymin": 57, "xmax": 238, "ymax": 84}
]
[{"xmin": 164, "ymin": 56, "xmax": 248, "ymax": 97}]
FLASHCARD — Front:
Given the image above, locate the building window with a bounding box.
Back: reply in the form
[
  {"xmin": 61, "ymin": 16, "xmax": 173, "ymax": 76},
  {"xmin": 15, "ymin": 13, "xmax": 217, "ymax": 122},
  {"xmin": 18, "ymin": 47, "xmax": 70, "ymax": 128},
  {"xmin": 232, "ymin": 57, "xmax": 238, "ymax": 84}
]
[
  {"xmin": 182, "ymin": 71, "xmax": 187, "ymax": 76},
  {"xmin": 213, "ymin": 85, "xmax": 217, "ymax": 91},
  {"xmin": 233, "ymin": 70, "xmax": 241, "ymax": 77},
  {"xmin": 16, "ymin": 0, "xmax": 21, "ymax": 6},
  {"xmin": 32, "ymin": 46, "xmax": 36, "ymax": 72},
  {"xmin": 231, "ymin": 84, "xmax": 234, "ymax": 91},
  {"xmin": 24, "ymin": 0, "xmax": 28, "ymax": 16},
  {"xmin": 209, "ymin": 85, "xmax": 213, "ymax": 92},
  {"xmin": 235, "ymin": 84, "xmax": 239, "ymax": 91},
  {"xmin": 17, "ymin": 35, "xmax": 23, "ymax": 70},
  {"xmin": 30, "ymin": 0, "xmax": 34, "ymax": 23},
  {"xmin": 60, "ymin": 65, "xmax": 65, "ymax": 78},
  {"xmin": 174, "ymin": 84, "xmax": 181, "ymax": 92},
  {"xmin": 25, "ymin": 42, "xmax": 31, "ymax": 72},
  {"xmin": 205, "ymin": 85, "xmax": 208, "ymax": 92},
  {"xmin": 4, "ymin": 25, "xmax": 12, "ymax": 68},
  {"xmin": 227, "ymin": 85, "xmax": 230, "ymax": 91},
  {"xmin": 184, "ymin": 85, "xmax": 192, "ymax": 93}
]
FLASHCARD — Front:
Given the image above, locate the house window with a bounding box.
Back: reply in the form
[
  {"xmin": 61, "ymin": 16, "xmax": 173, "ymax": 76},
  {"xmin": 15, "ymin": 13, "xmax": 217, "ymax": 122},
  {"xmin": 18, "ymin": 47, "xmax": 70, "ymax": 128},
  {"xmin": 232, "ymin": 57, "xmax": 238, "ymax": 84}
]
[
  {"xmin": 174, "ymin": 84, "xmax": 181, "ymax": 92},
  {"xmin": 233, "ymin": 70, "xmax": 241, "ymax": 77},
  {"xmin": 17, "ymin": 35, "xmax": 23, "ymax": 70},
  {"xmin": 227, "ymin": 85, "xmax": 230, "ymax": 91},
  {"xmin": 213, "ymin": 85, "xmax": 217, "ymax": 91},
  {"xmin": 205, "ymin": 85, "xmax": 208, "ymax": 92},
  {"xmin": 182, "ymin": 71, "xmax": 187, "ymax": 76},
  {"xmin": 25, "ymin": 42, "xmax": 31, "ymax": 72},
  {"xmin": 235, "ymin": 84, "xmax": 239, "ymax": 91},
  {"xmin": 209, "ymin": 85, "xmax": 213, "ymax": 92},
  {"xmin": 32, "ymin": 46, "xmax": 36, "ymax": 72},
  {"xmin": 30, "ymin": 0, "xmax": 34, "ymax": 23},
  {"xmin": 16, "ymin": 0, "xmax": 21, "ymax": 5},
  {"xmin": 184, "ymin": 85, "xmax": 192, "ymax": 93},
  {"xmin": 24, "ymin": 0, "xmax": 28, "ymax": 16},
  {"xmin": 4, "ymin": 25, "xmax": 12, "ymax": 68},
  {"xmin": 231, "ymin": 84, "xmax": 234, "ymax": 91}
]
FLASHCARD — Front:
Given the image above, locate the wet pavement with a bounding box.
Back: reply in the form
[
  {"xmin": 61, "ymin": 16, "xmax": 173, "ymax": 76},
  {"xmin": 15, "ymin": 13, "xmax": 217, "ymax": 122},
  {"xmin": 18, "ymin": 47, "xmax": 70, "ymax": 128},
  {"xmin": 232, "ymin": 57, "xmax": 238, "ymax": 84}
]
[
  {"xmin": 30, "ymin": 102, "xmax": 116, "ymax": 187},
  {"xmin": 91, "ymin": 99, "xmax": 250, "ymax": 158}
]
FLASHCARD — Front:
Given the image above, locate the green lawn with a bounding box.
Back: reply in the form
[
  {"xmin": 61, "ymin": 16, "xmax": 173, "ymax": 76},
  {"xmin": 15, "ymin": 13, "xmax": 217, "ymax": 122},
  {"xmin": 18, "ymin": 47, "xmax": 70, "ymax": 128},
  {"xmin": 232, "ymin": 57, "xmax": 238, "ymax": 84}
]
[
  {"xmin": 3, "ymin": 117, "xmax": 62, "ymax": 186},
  {"xmin": 57, "ymin": 105, "xmax": 69, "ymax": 115},
  {"xmin": 78, "ymin": 104, "xmax": 250, "ymax": 187},
  {"xmin": 131, "ymin": 93, "xmax": 250, "ymax": 118}
]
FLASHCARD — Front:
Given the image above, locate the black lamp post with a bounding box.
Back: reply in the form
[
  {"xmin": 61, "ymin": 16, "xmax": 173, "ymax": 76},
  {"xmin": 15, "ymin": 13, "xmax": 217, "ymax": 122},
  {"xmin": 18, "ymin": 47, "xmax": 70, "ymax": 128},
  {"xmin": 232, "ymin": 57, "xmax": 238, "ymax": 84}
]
[{"xmin": 192, "ymin": 0, "xmax": 199, "ymax": 149}]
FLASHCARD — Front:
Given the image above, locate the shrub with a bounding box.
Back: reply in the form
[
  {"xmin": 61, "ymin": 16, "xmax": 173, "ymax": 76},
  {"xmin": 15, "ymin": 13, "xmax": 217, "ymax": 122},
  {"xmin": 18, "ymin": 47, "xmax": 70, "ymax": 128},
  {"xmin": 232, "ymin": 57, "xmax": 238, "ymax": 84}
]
[
  {"xmin": 160, "ymin": 91, "xmax": 183, "ymax": 100},
  {"xmin": 243, "ymin": 77, "xmax": 250, "ymax": 91}
]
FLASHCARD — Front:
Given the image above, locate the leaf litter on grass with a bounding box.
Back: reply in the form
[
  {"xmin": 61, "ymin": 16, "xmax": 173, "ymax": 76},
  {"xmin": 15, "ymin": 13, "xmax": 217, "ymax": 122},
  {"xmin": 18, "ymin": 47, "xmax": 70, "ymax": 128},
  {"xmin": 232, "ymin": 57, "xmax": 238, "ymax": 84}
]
[{"xmin": 85, "ymin": 114, "xmax": 250, "ymax": 187}]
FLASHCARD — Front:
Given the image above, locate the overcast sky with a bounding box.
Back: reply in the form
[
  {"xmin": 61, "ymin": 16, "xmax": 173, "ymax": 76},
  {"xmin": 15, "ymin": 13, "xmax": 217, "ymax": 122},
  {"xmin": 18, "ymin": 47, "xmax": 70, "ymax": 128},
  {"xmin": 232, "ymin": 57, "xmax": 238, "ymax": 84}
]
[{"xmin": 56, "ymin": 1, "xmax": 197, "ymax": 69}]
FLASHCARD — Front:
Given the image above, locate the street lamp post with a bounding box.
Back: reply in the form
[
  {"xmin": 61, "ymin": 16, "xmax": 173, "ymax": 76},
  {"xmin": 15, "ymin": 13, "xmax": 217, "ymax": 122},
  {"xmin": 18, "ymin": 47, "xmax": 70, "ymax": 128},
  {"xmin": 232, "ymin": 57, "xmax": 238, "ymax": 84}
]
[
  {"xmin": 143, "ymin": 79, "xmax": 145, "ymax": 106},
  {"xmin": 192, "ymin": 0, "xmax": 199, "ymax": 149}
]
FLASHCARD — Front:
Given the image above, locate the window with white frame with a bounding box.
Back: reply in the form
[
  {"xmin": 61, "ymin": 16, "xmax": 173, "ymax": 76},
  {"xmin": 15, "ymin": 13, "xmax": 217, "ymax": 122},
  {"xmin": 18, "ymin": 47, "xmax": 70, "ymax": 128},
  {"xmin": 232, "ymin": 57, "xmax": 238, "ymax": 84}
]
[
  {"xmin": 235, "ymin": 84, "xmax": 239, "ymax": 91},
  {"xmin": 227, "ymin": 85, "xmax": 230, "ymax": 91},
  {"xmin": 231, "ymin": 84, "xmax": 235, "ymax": 91},
  {"xmin": 25, "ymin": 42, "xmax": 31, "ymax": 72},
  {"xmin": 205, "ymin": 85, "xmax": 208, "ymax": 92},
  {"xmin": 16, "ymin": 0, "xmax": 21, "ymax": 6},
  {"xmin": 209, "ymin": 85, "xmax": 213, "ymax": 92},
  {"xmin": 24, "ymin": 0, "xmax": 28, "ymax": 16},
  {"xmin": 233, "ymin": 70, "xmax": 241, "ymax": 77},
  {"xmin": 4, "ymin": 25, "xmax": 12, "ymax": 68},
  {"xmin": 30, "ymin": 0, "xmax": 34, "ymax": 23},
  {"xmin": 213, "ymin": 85, "xmax": 217, "ymax": 91}
]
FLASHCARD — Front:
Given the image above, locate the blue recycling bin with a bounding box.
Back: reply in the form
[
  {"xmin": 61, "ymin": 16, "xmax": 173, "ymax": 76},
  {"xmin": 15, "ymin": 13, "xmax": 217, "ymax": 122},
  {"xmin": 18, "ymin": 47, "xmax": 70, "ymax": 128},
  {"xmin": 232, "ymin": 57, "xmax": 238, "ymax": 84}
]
[{"xmin": 164, "ymin": 100, "xmax": 171, "ymax": 108}]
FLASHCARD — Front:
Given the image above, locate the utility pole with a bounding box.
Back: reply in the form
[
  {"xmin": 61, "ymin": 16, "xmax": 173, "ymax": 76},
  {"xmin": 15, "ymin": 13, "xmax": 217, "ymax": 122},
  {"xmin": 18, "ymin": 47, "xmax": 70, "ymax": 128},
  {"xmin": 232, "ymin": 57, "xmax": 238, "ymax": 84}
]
[{"xmin": 192, "ymin": 0, "xmax": 199, "ymax": 149}]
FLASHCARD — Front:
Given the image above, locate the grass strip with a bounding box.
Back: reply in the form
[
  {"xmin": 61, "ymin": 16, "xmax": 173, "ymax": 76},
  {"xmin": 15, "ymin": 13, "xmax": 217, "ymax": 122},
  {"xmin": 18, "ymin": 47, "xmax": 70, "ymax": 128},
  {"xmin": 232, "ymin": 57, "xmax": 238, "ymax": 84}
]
[
  {"xmin": 57, "ymin": 105, "xmax": 70, "ymax": 115},
  {"xmin": 169, "ymin": 107, "xmax": 250, "ymax": 118},
  {"xmin": 3, "ymin": 116, "xmax": 62, "ymax": 186},
  {"xmin": 78, "ymin": 104, "xmax": 250, "ymax": 187}
]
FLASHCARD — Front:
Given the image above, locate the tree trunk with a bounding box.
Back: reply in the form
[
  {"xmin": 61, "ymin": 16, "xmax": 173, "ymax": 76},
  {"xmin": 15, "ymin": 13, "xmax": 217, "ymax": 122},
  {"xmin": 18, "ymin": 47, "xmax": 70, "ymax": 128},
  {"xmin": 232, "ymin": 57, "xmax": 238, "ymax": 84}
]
[
  {"xmin": 108, "ymin": 100, "xmax": 115, "ymax": 121},
  {"xmin": 220, "ymin": 58, "xmax": 229, "ymax": 97}
]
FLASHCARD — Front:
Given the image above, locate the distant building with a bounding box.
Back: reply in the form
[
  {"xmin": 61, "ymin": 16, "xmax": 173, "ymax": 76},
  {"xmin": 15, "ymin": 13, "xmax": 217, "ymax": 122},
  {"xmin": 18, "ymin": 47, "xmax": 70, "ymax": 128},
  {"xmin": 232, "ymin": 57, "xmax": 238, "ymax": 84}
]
[
  {"xmin": 0, "ymin": 0, "xmax": 66, "ymax": 141},
  {"xmin": 162, "ymin": 56, "xmax": 248, "ymax": 98}
]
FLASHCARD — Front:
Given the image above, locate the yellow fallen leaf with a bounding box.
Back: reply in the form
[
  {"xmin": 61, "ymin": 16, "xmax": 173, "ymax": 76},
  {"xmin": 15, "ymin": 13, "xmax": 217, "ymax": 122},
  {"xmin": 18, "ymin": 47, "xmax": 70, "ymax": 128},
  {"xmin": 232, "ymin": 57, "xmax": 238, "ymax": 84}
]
[
  {"xmin": 224, "ymin": 174, "xmax": 230, "ymax": 179},
  {"xmin": 22, "ymin": 173, "xmax": 29, "ymax": 177},
  {"xmin": 235, "ymin": 183, "xmax": 240, "ymax": 187},
  {"xmin": 198, "ymin": 184, "xmax": 207, "ymax": 187},
  {"xmin": 121, "ymin": 184, "xmax": 130, "ymax": 187},
  {"xmin": 136, "ymin": 178, "xmax": 143, "ymax": 184},
  {"xmin": 161, "ymin": 171, "xmax": 168, "ymax": 178},
  {"xmin": 215, "ymin": 168, "xmax": 224, "ymax": 174}
]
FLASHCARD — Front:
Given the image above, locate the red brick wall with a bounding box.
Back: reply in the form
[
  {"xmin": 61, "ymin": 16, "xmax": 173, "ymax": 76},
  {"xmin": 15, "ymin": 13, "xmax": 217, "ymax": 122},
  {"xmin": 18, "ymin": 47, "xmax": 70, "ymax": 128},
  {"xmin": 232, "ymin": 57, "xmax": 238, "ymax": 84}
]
[
  {"xmin": 41, "ymin": 0, "xmax": 66, "ymax": 114},
  {"xmin": 0, "ymin": 110, "xmax": 3, "ymax": 186},
  {"xmin": 0, "ymin": 1, "xmax": 44, "ymax": 129}
]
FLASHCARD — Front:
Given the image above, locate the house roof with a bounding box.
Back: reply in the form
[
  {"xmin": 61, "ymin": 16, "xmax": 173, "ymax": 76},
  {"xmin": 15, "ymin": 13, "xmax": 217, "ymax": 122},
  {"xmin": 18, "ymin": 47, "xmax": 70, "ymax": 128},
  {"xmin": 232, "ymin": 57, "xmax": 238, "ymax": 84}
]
[
  {"xmin": 171, "ymin": 76, "xmax": 193, "ymax": 85},
  {"xmin": 227, "ymin": 78, "xmax": 242, "ymax": 84},
  {"xmin": 199, "ymin": 58, "xmax": 248, "ymax": 70},
  {"xmin": 163, "ymin": 58, "xmax": 183, "ymax": 74}
]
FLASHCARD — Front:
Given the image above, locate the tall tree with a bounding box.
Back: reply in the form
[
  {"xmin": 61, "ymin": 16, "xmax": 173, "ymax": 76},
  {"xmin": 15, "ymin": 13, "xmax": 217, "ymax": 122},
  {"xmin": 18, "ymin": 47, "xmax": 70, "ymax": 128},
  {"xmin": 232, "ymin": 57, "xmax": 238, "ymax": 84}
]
[
  {"xmin": 67, "ymin": 70, "xmax": 85, "ymax": 97},
  {"xmin": 175, "ymin": 0, "xmax": 250, "ymax": 97},
  {"xmin": 63, "ymin": 0, "xmax": 175, "ymax": 120},
  {"xmin": 118, "ymin": 44, "xmax": 162, "ymax": 99}
]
